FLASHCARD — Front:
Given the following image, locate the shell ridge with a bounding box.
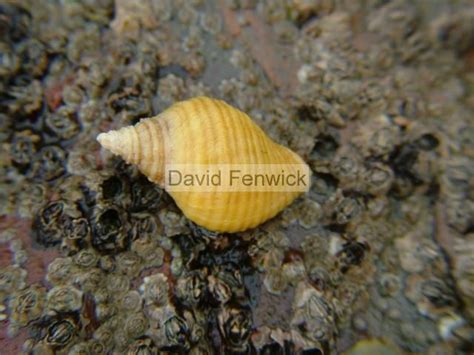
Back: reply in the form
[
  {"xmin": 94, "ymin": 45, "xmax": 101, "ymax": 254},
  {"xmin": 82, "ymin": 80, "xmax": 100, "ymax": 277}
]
[
  {"xmin": 215, "ymin": 99, "xmax": 235, "ymax": 230},
  {"xmin": 232, "ymin": 107, "xmax": 255, "ymax": 230},
  {"xmin": 132, "ymin": 124, "xmax": 141, "ymax": 163},
  {"xmin": 128, "ymin": 126, "xmax": 135, "ymax": 163},
  {"xmin": 274, "ymin": 144, "xmax": 301, "ymax": 212},
  {"xmin": 200, "ymin": 98, "xmax": 227, "ymax": 221},
  {"xmin": 222, "ymin": 106, "xmax": 245, "ymax": 229},
  {"xmin": 139, "ymin": 120, "xmax": 154, "ymax": 181},
  {"xmin": 160, "ymin": 117, "xmax": 172, "ymax": 165},
  {"xmin": 243, "ymin": 109, "xmax": 265, "ymax": 230},
  {"xmin": 151, "ymin": 118, "xmax": 165, "ymax": 184},
  {"xmin": 186, "ymin": 97, "xmax": 206, "ymax": 216},
  {"xmin": 123, "ymin": 126, "xmax": 135, "ymax": 164},
  {"xmin": 169, "ymin": 104, "xmax": 190, "ymax": 164},
  {"xmin": 210, "ymin": 98, "xmax": 239, "ymax": 230},
  {"xmin": 173, "ymin": 97, "xmax": 210, "ymax": 226},
  {"xmin": 200, "ymin": 97, "xmax": 220, "ymax": 183},
  {"xmin": 260, "ymin": 140, "xmax": 294, "ymax": 224}
]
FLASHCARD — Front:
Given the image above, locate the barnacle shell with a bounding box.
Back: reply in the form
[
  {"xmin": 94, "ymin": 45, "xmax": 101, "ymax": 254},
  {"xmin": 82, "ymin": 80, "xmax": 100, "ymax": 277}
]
[
  {"xmin": 98, "ymin": 96, "xmax": 310, "ymax": 232},
  {"xmin": 46, "ymin": 286, "xmax": 83, "ymax": 313},
  {"xmin": 46, "ymin": 317, "xmax": 77, "ymax": 346}
]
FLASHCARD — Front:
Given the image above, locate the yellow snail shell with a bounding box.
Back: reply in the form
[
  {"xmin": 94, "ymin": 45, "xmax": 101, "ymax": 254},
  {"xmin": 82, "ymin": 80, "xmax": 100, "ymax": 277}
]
[{"xmin": 97, "ymin": 96, "xmax": 310, "ymax": 232}]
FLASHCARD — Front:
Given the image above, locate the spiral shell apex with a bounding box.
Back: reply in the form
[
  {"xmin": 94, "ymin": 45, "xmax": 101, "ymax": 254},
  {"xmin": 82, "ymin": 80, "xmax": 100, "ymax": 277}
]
[{"xmin": 97, "ymin": 96, "xmax": 310, "ymax": 232}]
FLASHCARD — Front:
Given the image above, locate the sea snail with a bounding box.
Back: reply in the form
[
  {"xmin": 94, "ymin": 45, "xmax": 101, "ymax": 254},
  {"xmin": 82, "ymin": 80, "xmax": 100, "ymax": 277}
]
[{"xmin": 97, "ymin": 96, "xmax": 310, "ymax": 232}]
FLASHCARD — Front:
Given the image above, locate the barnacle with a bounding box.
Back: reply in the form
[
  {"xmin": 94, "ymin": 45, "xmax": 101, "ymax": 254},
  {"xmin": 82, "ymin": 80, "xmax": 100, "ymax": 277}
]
[
  {"xmin": 46, "ymin": 257, "xmax": 77, "ymax": 286},
  {"xmin": 363, "ymin": 163, "xmax": 394, "ymax": 196},
  {"xmin": 377, "ymin": 273, "xmax": 401, "ymax": 297},
  {"xmin": 73, "ymin": 249, "xmax": 98, "ymax": 269},
  {"xmin": 45, "ymin": 317, "xmax": 77, "ymax": 347},
  {"xmin": 0, "ymin": 265, "xmax": 27, "ymax": 298},
  {"xmin": 217, "ymin": 305, "xmax": 252, "ymax": 352},
  {"xmin": 420, "ymin": 278, "xmax": 457, "ymax": 309},
  {"xmin": 307, "ymin": 266, "xmax": 331, "ymax": 292},
  {"xmin": 8, "ymin": 80, "xmax": 44, "ymax": 116},
  {"xmin": 75, "ymin": 268, "xmax": 103, "ymax": 293},
  {"xmin": 159, "ymin": 208, "xmax": 189, "ymax": 237},
  {"xmin": 62, "ymin": 85, "xmax": 85, "ymax": 106},
  {"xmin": 99, "ymin": 254, "xmax": 115, "ymax": 272},
  {"xmin": 164, "ymin": 315, "xmax": 191, "ymax": 351},
  {"xmin": 9, "ymin": 284, "xmax": 45, "ymax": 327},
  {"xmin": 130, "ymin": 213, "xmax": 160, "ymax": 239},
  {"xmin": 294, "ymin": 197, "xmax": 323, "ymax": 229},
  {"xmin": 44, "ymin": 106, "xmax": 81, "ymax": 140},
  {"xmin": 333, "ymin": 196, "xmax": 363, "ymax": 225},
  {"xmin": 46, "ymin": 286, "xmax": 83, "ymax": 313},
  {"xmin": 32, "ymin": 145, "xmax": 67, "ymax": 181},
  {"xmin": 107, "ymin": 84, "xmax": 152, "ymax": 120},
  {"xmin": 248, "ymin": 230, "xmax": 289, "ymax": 271},
  {"xmin": 106, "ymin": 274, "xmax": 130, "ymax": 297},
  {"xmin": 0, "ymin": 42, "xmax": 20, "ymax": 77},
  {"xmin": 336, "ymin": 240, "xmax": 369, "ymax": 273},
  {"xmin": 208, "ymin": 267, "xmax": 245, "ymax": 304},
  {"xmin": 34, "ymin": 200, "xmax": 67, "ymax": 247},
  {"xmin": 34, "ymin": 199, "xmax": 84, "ymax": 251},
  {"xmin": 120, "ymin": 291, "xmax": 142, "ymax": 312},
  {"xmin": 124, "ymin": 313, "xmax": 148, "ymax": 339},
  {"xmin": 200, "ymin": 12, "xmax": 222, "ymax": 34},
  {"xmin": 68, "ymin": 341, "xmax": 90, "ymax": 354},
  {"xmin": 93, "ymin": 319, "xmax": 117, "ymax": 348},
  {"xmin": 62, "ymin": 217, "xmax": 90, "ymax": 254},
  {"xmin": 330, "ymin": 149, "xmax": 362, "ymax": 188},
  {"xmin": 263, "ymin": 268, "xmax": 288, "ymax": 295},
  {"xmin": 115, "ymin": 251, "xmax": 142, "ymax": 277},
  {"xmin": 99, "ymin": 174, "xmax": 131, "ymax": 206},
  {"xmin": 17, "ymin": 38, "xmax": 48, "ymax": 77},
  {"xmin": 141, "ymin": 273, "xmax": 169, "ymax": 307},
  {"xmin": 282, "ymin": 258, "xmax": 306, "ymax": 285},
  {"xmin": 292, "ymin": 281, "xmax": 335, "ymax": 344},
  {"xmin": 127, "ymin": 336, "xmax": 158, "ymax": 354},
  {"xmin": 130, "ymin": 231, "xmax": 164, "ymax": 268},
  {"xmin": 10, "ymin": 130, "xmax": 40, "ymax": 166},
  {"xmin": 175, "ymin": 269, "xmax": 207, "ymax": 307},
  {"xmin": 90, "ymin": 204, "xmax": 130, "ymax": 254},
  {"xmin": 130, "ymin": 176, "xmax": 163, "ymax": 211}
]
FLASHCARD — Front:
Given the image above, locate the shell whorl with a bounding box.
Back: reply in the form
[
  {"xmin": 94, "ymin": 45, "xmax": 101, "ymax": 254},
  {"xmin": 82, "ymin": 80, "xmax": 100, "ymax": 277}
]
[
  {"xmin": 97, "ymin": 96, "xmax": 310, "ymax": 232},
  {"xmin": 97, "ymin": 118, "xmax": 166, "ymax": 184}
]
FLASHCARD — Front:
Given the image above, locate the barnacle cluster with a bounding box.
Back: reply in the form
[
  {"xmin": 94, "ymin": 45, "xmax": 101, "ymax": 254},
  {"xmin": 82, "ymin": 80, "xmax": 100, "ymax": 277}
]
[{"xmin": 1, "ymin": 0, "xmax": 474, "ymax": 353}]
